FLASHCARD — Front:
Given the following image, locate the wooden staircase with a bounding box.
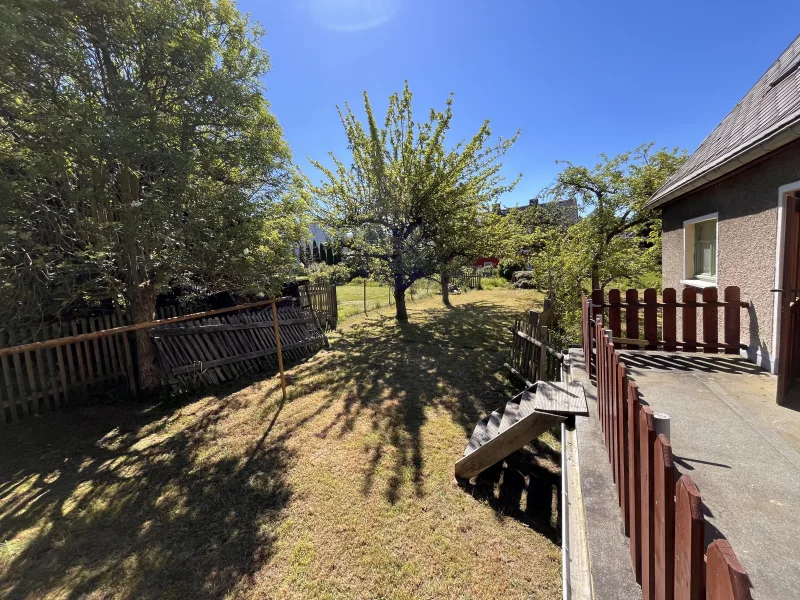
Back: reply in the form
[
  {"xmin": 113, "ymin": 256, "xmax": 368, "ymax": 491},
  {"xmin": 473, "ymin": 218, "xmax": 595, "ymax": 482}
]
[{"xmin": 455, "ymin": 381, "xmax": 589, "ymax": 480}]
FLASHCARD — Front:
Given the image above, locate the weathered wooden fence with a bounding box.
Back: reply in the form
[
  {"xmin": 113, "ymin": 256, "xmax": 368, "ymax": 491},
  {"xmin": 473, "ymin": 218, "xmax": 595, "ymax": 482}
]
[
  {"xmin": 301, "ymin": 281, "xmax": 338, "ymax": 330},
  {"xmin": 451, "ymin": 274, "xmax": 482, "ymax": 290},
  {"xmin": 582, "ymin": 287, "xmax": 748, "ymax": 379},
  {"xmin": 505, "ymin": 306, "xmax": 568, "ymax": 385},
  {"xmin": 0, "ymin": 312, "xmax": 137, "ymax": 423},
  {"xmin": 0, "ymin": 296, "xmax": 326, "ymax": 425},
  {"xmin": 150, "ymin": 302, "xmax": 324, "ymax": 392},
  {"xmin": 593, "ymin": 318, "xmax": 751, "ymax": 599}
]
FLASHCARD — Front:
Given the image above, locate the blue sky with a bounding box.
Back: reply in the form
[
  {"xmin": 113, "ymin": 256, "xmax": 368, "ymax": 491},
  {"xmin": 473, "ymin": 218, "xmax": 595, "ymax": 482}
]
[{"xmin": 240, "ymin": 0, "xmax": 800, "ymax": 207}]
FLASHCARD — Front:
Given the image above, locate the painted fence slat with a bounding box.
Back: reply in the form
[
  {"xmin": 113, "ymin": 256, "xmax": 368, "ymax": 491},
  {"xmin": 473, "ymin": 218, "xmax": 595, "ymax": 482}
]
[
  {"xmin": 682, "ymin": 288, "xmax": 697, "ymax": 353},
  {"xmin": 654, "ymin": 433, "xmax": 676, "ymax": 600},
  {"xmin": 702, "ymin": 287, "xmax": 719, "ymax": 354},
  {"xmin": 628, "ymin": 379, "xmax": 642, "ymax": 584},
  {"xmin": 724, "ymin": 287, "xmax": 741, "ymax": 355},
  {"xmin": 706, "ymin": 540, "xmax": 752, "ymax": 600},
  {"xmin": 609, "ymin": 289, "xmax": 622, "ymax": 339},
  {"xmin": 640, "ymin": 405, "xmax": 657, "ymax": 600},
  {"xmin": 626, "ymin": 289, "xmax": 639, "ymax": 348},
  {"xmin": 617, "ymin": 360, "xmax": 630, "ymax": 536},
  {"xmin": 663, "ymin": 288, "xmax": 677, "ymax": 352},
  {"xmin": 675, "ymin": 476, "xmax": 705, "ymax": 600},
  {"xmin": 644, "ymin": 288, "xmax": 658, "ymax": 350}
]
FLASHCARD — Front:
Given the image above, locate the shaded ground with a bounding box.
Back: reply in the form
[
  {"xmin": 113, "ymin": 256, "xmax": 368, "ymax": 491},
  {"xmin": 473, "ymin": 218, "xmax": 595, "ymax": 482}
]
[{"xmin": 0, "ymin": 289, "xmax": 562, "ymax": 599}]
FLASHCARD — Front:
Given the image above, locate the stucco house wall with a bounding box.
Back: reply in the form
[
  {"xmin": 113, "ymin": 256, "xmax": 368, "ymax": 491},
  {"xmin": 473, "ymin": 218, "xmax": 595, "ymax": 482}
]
[{"xmin": 661, "ymin": 138, "xmax": 800, "ymax": 371}]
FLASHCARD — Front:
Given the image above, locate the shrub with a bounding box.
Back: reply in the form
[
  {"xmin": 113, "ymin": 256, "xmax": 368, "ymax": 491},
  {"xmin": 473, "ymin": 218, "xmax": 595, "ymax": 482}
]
[
  {"xmin": 499, "ymin": 258, "xmax": 526, "ymax": 280},
  {"xmin": 481, "ymin": 277, "xmax": 509, "ymax": 290},
  {"xmin": 307, "ymin": 263, "xmax": 352, "ymax": 285}
]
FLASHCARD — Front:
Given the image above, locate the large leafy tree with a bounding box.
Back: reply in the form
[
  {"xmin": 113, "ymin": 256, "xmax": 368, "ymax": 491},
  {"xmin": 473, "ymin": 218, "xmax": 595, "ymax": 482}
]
[
  {"xmin": 548, "ymin": 143, "xmax": 686, "ymax": 290},
  {"xmin": 0, "ymin": 0, "xmax": 308, "ymax": 387},
  {"xmin": 310, "ymin": 82, "xmax": 519, "ymax": 320}
]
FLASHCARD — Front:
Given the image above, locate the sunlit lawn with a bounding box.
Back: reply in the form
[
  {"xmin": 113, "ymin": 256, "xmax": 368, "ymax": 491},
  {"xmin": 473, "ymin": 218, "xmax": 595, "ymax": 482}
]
[{"xmin": 0, "ymin": 289, "xmax": 562, "ymax": 600}]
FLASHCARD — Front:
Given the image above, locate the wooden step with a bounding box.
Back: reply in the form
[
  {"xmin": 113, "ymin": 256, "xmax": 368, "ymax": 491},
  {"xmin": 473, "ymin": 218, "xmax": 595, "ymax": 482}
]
[
  {"xmin": 455, "ymin": 409, "xmax": 565, "ymax": 480},
  {"xmin": 499, "ymin": 401, "xmax": 521, "ymax": 433},
  {"xmin": 485, "ymin": 409, "xmax": 503, "ymax": 439},
  {"xmin": 464, "ymin": 418, "xmax": 490, "ymax": 456}
]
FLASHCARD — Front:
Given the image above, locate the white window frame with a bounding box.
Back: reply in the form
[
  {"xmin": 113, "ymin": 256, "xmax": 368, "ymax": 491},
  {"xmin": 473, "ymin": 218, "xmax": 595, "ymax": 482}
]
[{"xmin": 680, "ymin": 213, "xmax": 719, "ymax": 289}]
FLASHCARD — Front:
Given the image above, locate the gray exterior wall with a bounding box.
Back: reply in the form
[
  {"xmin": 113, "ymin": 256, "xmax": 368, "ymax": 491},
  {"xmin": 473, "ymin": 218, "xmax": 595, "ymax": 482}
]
[{"xmin": 661, "ymin": 139, "xmax": 800, "ymax": 372}]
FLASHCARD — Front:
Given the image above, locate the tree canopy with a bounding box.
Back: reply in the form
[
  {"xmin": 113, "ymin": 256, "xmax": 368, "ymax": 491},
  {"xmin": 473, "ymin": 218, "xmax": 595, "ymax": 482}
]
[
  {"xmin": 310, "ymin": 82, "xmax": 519, "ymax": 320},
  {"xmin": 0, "ymin": 0, "xmax": 309, "ymax": 386}
]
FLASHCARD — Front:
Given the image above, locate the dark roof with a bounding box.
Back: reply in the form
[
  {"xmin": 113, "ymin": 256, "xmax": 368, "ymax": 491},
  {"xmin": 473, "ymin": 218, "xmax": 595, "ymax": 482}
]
[{"xmin": 649, "ymin": 34, "xmax": 800, "ymax": 208}]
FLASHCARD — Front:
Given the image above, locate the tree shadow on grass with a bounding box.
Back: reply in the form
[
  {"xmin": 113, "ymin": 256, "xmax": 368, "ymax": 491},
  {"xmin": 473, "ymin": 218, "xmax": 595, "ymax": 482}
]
[
  {"xmin": 0, "ymin": 376, "xmax": 300, "ymax": 600},
  {"xmin": 287, "ymin": 297, "xmax": 547, "ymax": 508}
]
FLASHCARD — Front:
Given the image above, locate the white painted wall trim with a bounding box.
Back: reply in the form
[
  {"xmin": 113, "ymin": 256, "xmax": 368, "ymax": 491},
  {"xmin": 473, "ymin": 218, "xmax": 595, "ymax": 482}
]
[
  {"xmin": 682, "ymin": 212, "xmax": 719, "ymax": 284},
  {"xmin": 771, "ymin": 181, "xmax": 800, "ymax": 374}
]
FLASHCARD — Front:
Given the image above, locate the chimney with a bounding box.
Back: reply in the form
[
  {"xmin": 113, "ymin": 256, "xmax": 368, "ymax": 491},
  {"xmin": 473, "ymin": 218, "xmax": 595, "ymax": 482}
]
[{"xmin": 529, "ymin": 198, "xmax": 539, "ymax": 207}]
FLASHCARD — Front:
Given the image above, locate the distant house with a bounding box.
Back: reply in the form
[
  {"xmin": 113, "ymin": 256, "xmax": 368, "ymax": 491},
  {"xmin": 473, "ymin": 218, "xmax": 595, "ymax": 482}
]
[
  {"xmin": 649, "ymin": 34, "xmax": 800, "ymax": 403},
  {"xmin": 474, "ymin": 197, "xmax": 580, "ymax": 267}
]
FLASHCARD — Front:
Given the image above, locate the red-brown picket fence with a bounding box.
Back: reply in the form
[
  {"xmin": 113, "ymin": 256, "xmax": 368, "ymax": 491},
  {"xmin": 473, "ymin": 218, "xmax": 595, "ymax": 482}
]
[
  {"xmin": 593, "ymin": 318, "xmax": 751, "ymax": 600},
  {"xmin": 582, "ymin": 287, "xmax": 748, "ymax": 380}
]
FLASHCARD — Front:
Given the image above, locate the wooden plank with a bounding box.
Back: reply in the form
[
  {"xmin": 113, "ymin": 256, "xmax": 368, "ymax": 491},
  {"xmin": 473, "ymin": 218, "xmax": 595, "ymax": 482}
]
[
  {"xmin": 610, "ymin": 344, "xmax": 618, "ymax": 486},
  {"xmin": 538, "ymin": 326, "xmax": 549, "ymax": 381},
  {"xmin": 43, "ymin": 327, "xmax": 60, "ymax": 409},
  {"xmin": 703, "ymin": 287, "xmax": 719, "ymax": 354},
  {"xmin": 170, "ymin": 338, "xmax": 316, "ymax": 375},
  {"xmin": 531, "ymin": 381, "xmax": 588, "ymax": 416},
  {"xmin": 609, "ymin": 289, "xmax": 622, "ymax": 339},
  {"xmin": 682, "ymin": 288, "xmax": 697, "ymax": 353},
  {"xmin": 706, "ymin": 540, "xmax": 751, "ymax": 600},
  {"xmin": 628, "ymin": 380, "xmax": 643, "ymax": 583},
  {"xmin": 455, "ymin": 410, "xmax": 565, "ymax": 479},
  {"xmin": 9, "ymin": 332, "xmax": 31, "ymax": 418},
  {"xmin": 113, "ymin": 313, "xmax": 137, "ymax": 394},
  {"xmin": 626, "ymin": 289, "xmax": 640, "ymax": 348},
  {"xmin": 675, "ymin": 476, "xmax": 705, "ymax": 600},
  {"xmin": 32, "ymin": 328, "xmax": 51, "ymax": 412},
  {"xmin": 53, "ymin": 324, "xmax": 69, "ymax": 406},
  {"xmin": 0, "ymin": 332, "xmax": 17, "ymax": 422},
  {"xmin": 88, "ymin": 318, "xmax": 105, "ymax": 383},
  {"xmin": 654, "ymin": 433, "xmax": 675, "ymax": 600},
  {"xmin": 617, "ymin": 361, "xmax": 630, "ymax": 536},
  {"xmin": 24, "ymin": 333, "xmax": 41, "ymax": 413},
  {"xmin": 61, "ymin": 326, "xmax": 77, "ymax": 395},
  {"xmin": 723, "ymin": 287, "xmax": 741, "ymax": 355},
  {"xmin": 71, "ymin": 320, "xmax": 87, "ymax": 397},
  {"xmin": 149, "ymin": 317, "xmax": 317, "ymax": 336},
  {"xmin": 640, "ymin": 406, "xmax": 657, "ymax": 600},
  {"xmin": 643, "ymin": 288, "xmax": 658, "ymax": 350},
  {"xmin": 79, "ymin": 318, "xmax": 95, "ymax": 385},
  {"xmin": 662, "ymin": 288, "xmax": 677, "ymax": 352},
  {"xmin": 103, "ymin": 315, "xmax": 121, "ymax": 381}
]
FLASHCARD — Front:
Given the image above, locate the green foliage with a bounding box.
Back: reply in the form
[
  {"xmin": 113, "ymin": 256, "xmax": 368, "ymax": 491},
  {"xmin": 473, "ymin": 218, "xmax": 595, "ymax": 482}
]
[
  {"xmin": 0, "ymin": 0, "xmax": 308, "ymax": 327},
  {"xmin": 481, "ymin": 277, "xmax": 509, "ymax": 290},
  {"xmin": 310, "ymin": 81, "xmax": 519, "ymax": 319},
  {"xmin": 498, "ymin": 257, "xmax": 527, "ymax": 280},
  {"xmin": 306, "ymin": 263, "xmax": 351, "ymax": 285}
]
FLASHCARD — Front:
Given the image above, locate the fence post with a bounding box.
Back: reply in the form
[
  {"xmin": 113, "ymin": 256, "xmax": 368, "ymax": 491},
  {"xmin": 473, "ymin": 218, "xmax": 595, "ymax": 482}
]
[
  {"xmin": 610, "ymin": 341, "xmax": 619, "ymax": 485},
  {"xmin": 654, "ymin": 433, "xmax": 675, "ymax": 600},
  {"xmin": 675, "ymin": 476, "xmax": 705, "ymax": 600},
  {"xmin": 609, "ymin": 289, "xmax": 622, "ymax": 339},
  {"xmin": 628, "ymin": 379, "xmax": 642, "ymax": 583},
  {"xmin": 591, "ymin": 289, "xmax": 604, "ymax": 378},
  {"xmin": 640, "ymin": 405, "xmax": 657, "ymax": 600},
  {"xmin": 644, "ymin": 288, "xmax": 658, "ymax": 350},
  {"xmin": 706, "ymin": 540, "xmax": 751, "ymax": 600},
  {"xmin": 539, "ymin": 326, "xmax": 549, "ymax": 381}
]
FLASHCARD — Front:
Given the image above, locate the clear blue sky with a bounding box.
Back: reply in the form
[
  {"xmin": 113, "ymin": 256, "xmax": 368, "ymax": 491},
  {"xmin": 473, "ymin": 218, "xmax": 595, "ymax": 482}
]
[{"xmin": 240, "ymin": 0, "xmax": 800, "ymax": 207}]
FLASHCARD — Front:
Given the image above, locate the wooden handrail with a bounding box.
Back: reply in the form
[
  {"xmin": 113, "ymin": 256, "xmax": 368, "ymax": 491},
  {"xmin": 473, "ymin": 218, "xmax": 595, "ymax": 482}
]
[
  {"xmin": 591, "ymin": 301, "xmax": 748, "ymax": 309},
  {"xmin": 0, "ymin": 297, "xmax": 293, "ymax": 357},
  {"xmin": 508, "ymin": 327, "xmax": 566, "ymax": 360}
]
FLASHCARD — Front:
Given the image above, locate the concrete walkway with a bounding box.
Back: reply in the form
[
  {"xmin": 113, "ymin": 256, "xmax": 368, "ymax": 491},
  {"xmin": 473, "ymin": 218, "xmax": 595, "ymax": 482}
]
[{"xmin": 572, "ymin": 348, "xmax": 800, "ymax": 600}]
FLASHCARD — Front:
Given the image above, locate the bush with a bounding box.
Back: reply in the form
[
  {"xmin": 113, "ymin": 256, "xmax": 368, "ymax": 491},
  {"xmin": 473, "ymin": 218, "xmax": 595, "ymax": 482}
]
[
  {"xmin": 481, "ymin": 277, "xmax": 509, "ymax": 290},
  {"xmin": 347, "ymin": 277, "xmax": 385, "ymax": 287},
  {"xmin": 307, "ymin": 263, "xmax": 352, "ymax": 285},
  {"xmin": 499, "ymin": 258, "xmax": 526, "ymax": 280}
]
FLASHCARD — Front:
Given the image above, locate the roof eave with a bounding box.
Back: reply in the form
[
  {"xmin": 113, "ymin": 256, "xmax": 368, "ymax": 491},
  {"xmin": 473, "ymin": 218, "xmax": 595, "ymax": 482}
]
[{"xmin": 647, "ymin": 115, "xmax": 800, "ymax": 210}]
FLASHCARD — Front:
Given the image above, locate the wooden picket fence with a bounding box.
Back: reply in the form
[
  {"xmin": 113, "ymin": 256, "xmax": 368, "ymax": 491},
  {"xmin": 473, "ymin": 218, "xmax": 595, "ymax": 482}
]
[
  {"xmin": 302, "ymin": 281, "xmax": 338, "ymax": 330},
  {"xmin": 451, "ymin": 274, "xmax": 482, "ymax": 290},
  {"xmin": 505, "ymin": 304, "xmax": 568, "ymax": 385},
  {"xmin": 593, "ymin": 318, "xmax": 751, "ymax": 599},
  {"xmin": 0, "ymin": 312, "xmax": 137, "ymax": 424},
  {"xmin": 582, "ymin": 286, "xmax": 747, "ymax": 379}
]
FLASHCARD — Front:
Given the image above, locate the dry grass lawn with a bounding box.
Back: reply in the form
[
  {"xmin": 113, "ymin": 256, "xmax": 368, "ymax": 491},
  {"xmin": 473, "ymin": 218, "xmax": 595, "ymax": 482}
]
[{"xmin": 0, "ymin": 289, "xmax": 562, "ymax": 599}]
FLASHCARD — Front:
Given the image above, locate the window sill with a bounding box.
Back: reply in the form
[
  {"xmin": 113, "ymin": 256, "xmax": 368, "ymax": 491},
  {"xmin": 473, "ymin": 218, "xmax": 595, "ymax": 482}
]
[{"xmin": 680, "ymin": 278, "xmax": 717, "ymax": 289}]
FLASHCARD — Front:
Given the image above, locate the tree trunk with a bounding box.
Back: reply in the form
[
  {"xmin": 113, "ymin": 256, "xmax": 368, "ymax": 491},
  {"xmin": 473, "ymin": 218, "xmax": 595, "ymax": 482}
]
[
  {"xmin": 125, "ymin": 281, "xmax": 163, "ymax": 391},
  {"xmin": 394, "ymin": 275, "xmax": 408, "ymax": 321},
  {"xmin": 441, "ymin": 272, "xmax": 451, "ymax": 307},
  {"xmin": 591, "ymin": 264, "xmax": 600, "ymax": 292}
]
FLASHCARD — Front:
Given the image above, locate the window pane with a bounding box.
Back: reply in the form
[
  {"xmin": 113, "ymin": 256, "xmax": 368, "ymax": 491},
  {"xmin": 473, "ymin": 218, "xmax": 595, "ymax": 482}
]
[{"xmin": 694, "ymin": 219, "xmax": 716, "ymax": 278}]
